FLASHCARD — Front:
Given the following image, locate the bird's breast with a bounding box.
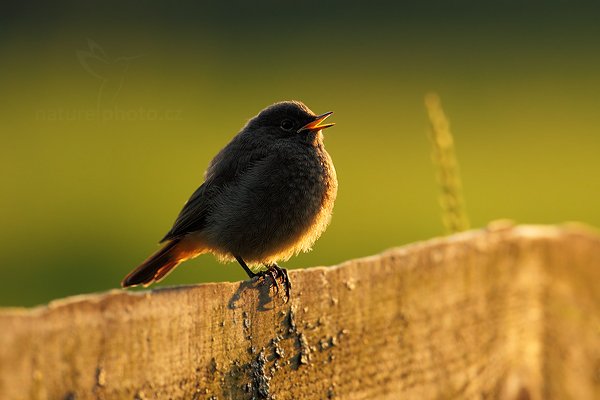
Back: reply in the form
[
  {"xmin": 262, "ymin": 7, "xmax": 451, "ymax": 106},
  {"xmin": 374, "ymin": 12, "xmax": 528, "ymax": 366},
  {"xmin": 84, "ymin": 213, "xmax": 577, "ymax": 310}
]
[
  {"xmin": 205, "ymin": 144, "xmax": 337, "ymax": 264},
  {"xmin": 256, "ymin": 145, "xmax": 337, "ymax": 259}
]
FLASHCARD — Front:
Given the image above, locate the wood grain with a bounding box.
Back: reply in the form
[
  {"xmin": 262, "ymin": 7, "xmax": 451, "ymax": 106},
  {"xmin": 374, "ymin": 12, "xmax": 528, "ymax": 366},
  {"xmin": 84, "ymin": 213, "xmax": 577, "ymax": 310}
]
[{"xmin": 0, "ymin": 224, "xmax": 599, "ymax": 400}]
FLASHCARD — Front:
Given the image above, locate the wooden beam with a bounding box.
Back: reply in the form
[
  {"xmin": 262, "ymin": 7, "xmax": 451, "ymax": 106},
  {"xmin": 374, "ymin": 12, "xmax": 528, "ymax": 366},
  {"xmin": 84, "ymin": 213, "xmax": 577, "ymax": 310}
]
[{"xmin": 1, "ymin": 224, "xmax": 599, "ymax": 399}]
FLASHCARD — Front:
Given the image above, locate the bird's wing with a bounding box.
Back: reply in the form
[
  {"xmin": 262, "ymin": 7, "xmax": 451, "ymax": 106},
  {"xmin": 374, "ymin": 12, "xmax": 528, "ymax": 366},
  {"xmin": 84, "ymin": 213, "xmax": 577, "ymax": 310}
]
[
  {"xmin": 160, "ymin": 134, "xmax": 269, "ymax": 242},
  {"xmin": 159, "ymin": 183, "xmax": 210, "ymax": 242}
]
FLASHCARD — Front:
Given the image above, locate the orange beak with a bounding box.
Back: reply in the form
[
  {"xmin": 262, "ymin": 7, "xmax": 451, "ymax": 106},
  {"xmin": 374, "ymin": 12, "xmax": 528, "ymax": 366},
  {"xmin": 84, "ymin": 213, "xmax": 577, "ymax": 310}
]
[{"xmin": 297, "ymin": 111, "xmax": 335, "ymax": 133}]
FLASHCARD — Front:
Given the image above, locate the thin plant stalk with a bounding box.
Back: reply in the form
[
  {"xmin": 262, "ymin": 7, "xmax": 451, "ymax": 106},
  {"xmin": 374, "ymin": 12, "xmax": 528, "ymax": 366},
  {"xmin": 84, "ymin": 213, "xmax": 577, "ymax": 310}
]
[{"xmin": 425, "ymin": 93, "xmax": 470, "ymax": 234}]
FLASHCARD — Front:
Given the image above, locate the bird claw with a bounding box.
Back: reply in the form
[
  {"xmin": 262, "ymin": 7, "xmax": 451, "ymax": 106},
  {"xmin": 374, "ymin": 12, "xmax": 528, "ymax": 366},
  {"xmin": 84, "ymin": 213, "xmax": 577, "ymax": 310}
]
[{"xmin": 256, "ymin": 264, "xmax": 291, "ymax": 303}]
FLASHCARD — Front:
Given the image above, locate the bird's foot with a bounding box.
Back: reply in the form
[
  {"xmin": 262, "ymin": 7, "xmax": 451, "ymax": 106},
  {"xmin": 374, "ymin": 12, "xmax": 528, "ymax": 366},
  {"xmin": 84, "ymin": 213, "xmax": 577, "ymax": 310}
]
[
  {"xmin": 257, "ymin": 264, "xmax": 291, "ymax": 303},
  {"xmin": 235, "ymin": 255, "xmax": 291, "ymax": 303}
]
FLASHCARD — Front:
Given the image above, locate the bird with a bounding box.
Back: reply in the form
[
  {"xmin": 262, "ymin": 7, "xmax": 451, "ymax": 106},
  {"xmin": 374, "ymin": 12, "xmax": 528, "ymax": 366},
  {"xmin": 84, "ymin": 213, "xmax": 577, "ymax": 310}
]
[{"xmin": 121, "ymin": 100, "xmax": 338, "ymax": 301}]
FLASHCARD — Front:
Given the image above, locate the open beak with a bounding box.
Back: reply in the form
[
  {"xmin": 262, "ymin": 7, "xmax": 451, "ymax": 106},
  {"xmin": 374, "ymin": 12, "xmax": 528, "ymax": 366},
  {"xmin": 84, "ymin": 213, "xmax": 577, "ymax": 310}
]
[{"xmin": 297, "ymin": 111, "xmax": 335, "ymax": 133}]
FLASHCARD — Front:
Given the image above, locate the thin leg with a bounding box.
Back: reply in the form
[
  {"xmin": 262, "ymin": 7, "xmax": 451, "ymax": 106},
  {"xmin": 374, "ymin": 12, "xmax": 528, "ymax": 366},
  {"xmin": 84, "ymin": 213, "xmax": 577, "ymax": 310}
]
[{"xmin": 235, "ymin": 255, "xmax": 256, "ymax": 278}]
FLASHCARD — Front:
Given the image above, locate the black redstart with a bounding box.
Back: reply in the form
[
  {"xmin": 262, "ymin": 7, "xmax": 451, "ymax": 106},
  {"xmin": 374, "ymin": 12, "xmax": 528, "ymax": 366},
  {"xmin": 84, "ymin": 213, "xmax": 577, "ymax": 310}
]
[{"xmin": 121, "ymin": 100, "xmax": 337, "ymax": 301}]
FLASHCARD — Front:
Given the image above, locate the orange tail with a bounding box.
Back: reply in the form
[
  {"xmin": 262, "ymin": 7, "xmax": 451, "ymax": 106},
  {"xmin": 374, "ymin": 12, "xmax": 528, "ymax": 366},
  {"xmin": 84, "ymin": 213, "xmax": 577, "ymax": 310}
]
[{"xmin": 121, "ymin": 239, "xmax": 185, "ymax": 287}]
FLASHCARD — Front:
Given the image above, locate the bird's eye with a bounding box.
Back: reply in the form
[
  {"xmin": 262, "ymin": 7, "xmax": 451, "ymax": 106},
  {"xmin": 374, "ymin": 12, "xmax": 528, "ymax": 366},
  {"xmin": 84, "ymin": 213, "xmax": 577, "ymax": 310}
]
[{"xmin": 280, "ymin": 119, "xmax": 294, "ymax": 131}]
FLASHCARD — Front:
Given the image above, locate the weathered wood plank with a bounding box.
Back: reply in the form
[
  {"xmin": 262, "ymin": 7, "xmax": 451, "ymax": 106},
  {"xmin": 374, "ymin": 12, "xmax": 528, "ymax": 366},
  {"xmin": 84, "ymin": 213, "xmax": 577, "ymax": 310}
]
[{"xmin": 0, "ymin": 224, "xmax": 599, "ymax": 400}]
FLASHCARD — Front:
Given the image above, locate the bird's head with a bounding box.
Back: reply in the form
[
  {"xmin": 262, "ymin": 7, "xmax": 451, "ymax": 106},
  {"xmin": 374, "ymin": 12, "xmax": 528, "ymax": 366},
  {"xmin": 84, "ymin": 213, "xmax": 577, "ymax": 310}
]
[{"xmin": 245, "ymin": 101, "xmax": 334, "ymax": 145}]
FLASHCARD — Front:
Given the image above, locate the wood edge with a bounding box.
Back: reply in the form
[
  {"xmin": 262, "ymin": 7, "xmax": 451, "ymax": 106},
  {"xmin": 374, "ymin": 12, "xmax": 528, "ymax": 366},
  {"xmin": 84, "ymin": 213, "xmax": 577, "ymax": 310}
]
[{"xmin": 1, "ymin": 222, "xmax": 597, "ymax": 319}]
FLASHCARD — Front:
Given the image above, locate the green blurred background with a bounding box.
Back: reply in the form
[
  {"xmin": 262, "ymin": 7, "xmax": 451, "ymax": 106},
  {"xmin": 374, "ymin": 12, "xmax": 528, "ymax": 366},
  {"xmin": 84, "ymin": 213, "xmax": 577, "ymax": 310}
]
[{"xmin": 1, "ymin": 2, "xmax": 599, "ymax": 307}]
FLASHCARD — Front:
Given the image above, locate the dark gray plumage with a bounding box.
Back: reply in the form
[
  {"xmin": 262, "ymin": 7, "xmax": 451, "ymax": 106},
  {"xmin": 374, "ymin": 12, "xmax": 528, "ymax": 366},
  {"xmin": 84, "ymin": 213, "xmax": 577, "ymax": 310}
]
[{"xmin": 122, "ymin": 101, "xmax": 337, "ymax": 299}]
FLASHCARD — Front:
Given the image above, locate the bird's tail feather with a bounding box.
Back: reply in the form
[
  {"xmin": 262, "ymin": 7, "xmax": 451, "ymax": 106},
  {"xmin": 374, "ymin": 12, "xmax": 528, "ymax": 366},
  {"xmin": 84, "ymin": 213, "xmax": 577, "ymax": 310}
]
[{"xmin": 121, "ymin": 239, "xmax": 185, "ymax": 287}]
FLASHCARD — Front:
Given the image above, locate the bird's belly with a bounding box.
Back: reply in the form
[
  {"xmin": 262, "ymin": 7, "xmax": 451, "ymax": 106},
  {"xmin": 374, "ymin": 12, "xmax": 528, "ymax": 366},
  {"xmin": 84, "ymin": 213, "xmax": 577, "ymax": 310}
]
[{"xmin": 205, "ymin": 164, "xmax": 336, "ymax": 265}]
